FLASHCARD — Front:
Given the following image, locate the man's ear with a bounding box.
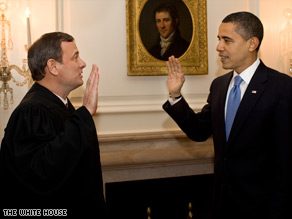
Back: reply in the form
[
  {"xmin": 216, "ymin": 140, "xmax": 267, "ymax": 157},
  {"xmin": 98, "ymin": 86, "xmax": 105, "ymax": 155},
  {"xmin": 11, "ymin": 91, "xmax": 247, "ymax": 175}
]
[
  {"xmin": 46, "ymin": 59, "xmax": 59, "ymax": 76},
  {"xmin": 248, "ymin": 37, "xmax": 260, "ymax": 52}
]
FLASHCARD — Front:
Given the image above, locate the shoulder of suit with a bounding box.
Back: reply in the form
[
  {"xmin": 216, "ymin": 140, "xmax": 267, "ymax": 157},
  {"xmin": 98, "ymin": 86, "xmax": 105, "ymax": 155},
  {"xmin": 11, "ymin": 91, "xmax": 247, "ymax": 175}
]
[
  {"xmin": 264, "ymin": 65, "xmax": 292, "ymax": 83},
  {"xmin": 212, "ymin": 71, "xmax": 233, "ymax": 83}
]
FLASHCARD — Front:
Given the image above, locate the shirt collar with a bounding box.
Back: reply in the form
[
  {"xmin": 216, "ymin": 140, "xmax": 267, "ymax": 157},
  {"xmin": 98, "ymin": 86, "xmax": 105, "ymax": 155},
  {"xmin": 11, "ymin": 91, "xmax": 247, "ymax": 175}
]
[
  {"xmin": 233, "ymin": 58, "xmax": 260, "ymax": 85},
  {"xmin": 54, "ymin": 93, "xmax": 68, "ymax": 105}
]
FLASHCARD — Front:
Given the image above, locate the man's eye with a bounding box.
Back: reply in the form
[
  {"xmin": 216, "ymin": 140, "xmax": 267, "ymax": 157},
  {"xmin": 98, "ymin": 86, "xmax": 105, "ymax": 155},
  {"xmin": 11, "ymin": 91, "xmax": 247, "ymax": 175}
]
[{"xmin": 223, "ymin": 38, "xmax": 233, "ymax": 43}]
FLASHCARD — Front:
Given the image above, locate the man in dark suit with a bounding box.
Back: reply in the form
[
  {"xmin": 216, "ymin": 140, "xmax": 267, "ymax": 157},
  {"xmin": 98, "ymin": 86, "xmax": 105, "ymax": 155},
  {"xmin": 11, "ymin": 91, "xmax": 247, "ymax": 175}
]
[
  {"xmin": 0, "ymin": 32, "xmax": 106, "ymax": 218},
  {"xmin": 163, "ymin": 12, "xmax": 292, "ymax": 218},
  {"xmin": 149, "ymin": 3, "xmax": 189, "ymax": 61}
]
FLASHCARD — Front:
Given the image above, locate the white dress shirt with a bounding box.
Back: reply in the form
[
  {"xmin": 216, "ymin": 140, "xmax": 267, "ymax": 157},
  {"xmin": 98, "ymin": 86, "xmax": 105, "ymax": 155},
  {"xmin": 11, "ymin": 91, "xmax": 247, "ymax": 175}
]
[
  {"xmin": 54, "ymin": 93, "xmax": 68, "ymax": 106},
  {"xmin": 224, "ymin": 58, "xmax": 260, "ymax": 119}
]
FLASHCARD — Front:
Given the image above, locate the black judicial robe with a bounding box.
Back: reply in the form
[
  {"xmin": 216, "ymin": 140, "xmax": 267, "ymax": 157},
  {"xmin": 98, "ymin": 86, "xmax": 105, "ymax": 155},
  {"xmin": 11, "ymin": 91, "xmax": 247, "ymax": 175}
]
[{"xmin": 0, "ymin": 83, "xmax": 106, "ymax": 218}]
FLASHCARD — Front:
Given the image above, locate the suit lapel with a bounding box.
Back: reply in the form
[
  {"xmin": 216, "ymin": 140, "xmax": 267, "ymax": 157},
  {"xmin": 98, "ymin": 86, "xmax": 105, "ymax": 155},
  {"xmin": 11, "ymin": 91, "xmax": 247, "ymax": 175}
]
[
  {"xmin": 226, "ymin": 61, "xmax": 268, "ymax": 145},
  {"xmin": 211, "ymin": 71, "xmax": 233, "ymax": 145}
]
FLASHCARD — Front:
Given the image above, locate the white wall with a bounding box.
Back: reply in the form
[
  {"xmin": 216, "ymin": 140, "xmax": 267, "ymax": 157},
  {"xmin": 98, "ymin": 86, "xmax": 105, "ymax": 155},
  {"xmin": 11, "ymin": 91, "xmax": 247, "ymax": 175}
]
[
  {"xmin": 0, "ymin": 0, "xmax": 291, "ymax": 140},
  {"xmin": 259, "ymin": 0, "xmax": 292, "ymax": 73}
]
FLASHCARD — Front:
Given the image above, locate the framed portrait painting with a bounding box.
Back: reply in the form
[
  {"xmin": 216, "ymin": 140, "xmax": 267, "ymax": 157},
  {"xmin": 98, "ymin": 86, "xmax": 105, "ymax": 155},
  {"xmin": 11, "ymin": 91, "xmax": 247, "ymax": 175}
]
[{"xmin": 126, "ymin": 0, "xmax": 208, "ymax": 76}]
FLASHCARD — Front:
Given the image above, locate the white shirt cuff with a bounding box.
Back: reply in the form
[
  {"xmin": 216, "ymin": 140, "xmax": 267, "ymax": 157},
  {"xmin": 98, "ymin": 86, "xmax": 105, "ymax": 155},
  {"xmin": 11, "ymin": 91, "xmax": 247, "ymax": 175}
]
[{"xmin": 168, "ymin": 97, "xmax": 182, "ymax": 105}]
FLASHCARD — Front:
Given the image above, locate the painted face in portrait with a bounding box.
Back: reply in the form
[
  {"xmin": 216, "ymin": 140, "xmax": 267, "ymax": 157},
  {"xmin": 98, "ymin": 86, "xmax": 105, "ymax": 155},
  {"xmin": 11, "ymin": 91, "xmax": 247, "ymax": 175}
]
[{"xmin": 155, "ymin": 11, "xmax": 177, "ymax": 39}]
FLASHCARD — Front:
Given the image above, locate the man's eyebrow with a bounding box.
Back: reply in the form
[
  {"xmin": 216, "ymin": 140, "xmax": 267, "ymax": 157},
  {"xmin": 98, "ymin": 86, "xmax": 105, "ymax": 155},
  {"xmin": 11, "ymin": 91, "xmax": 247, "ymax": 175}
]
[{"xmin": 217, "ymin": 35, "xmax": 233, "ymax": 41}]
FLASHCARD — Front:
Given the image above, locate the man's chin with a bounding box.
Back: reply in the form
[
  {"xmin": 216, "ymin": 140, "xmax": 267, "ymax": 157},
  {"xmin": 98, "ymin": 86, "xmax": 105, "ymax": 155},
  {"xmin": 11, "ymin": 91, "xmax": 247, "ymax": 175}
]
[
  {"xmin": 221, "ymin": 63, "xmax": 232, "ymax": 70},
  {"xmin": 160, "ymin": 33, "xmax": 169, "ymax": 39},
  {"xmin": 73, "ymin": 81, "xmax": 83, "ymax": 90}
]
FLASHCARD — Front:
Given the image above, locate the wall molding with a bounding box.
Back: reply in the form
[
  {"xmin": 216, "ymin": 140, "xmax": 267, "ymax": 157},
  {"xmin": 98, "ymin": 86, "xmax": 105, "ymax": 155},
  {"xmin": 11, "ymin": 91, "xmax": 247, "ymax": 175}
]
[
  {"xmin": 71, "ymin": 93, "xmax": 208, "ymax": 114},
  {"xmin": 99, "ymin": 130, "xmax": 186, "ymax": 142},
  {"xmin": 55, "ymin": 0, "xmax": 64, "ymax": 31},
  {"xmin": 248, "ymin": 0, "xmax": 260, "ymax": 16}
]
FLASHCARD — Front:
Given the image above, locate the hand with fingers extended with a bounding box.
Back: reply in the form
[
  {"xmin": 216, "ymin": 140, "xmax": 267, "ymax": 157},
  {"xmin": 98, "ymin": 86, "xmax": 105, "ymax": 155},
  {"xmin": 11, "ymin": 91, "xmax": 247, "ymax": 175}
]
[
  {"xmin": 166, "ymin": 56, "xmax": 185, "ymax": 100},
  {"xmin": 83, "ymin": 64, "xmax": 99, "ymax": 115}
]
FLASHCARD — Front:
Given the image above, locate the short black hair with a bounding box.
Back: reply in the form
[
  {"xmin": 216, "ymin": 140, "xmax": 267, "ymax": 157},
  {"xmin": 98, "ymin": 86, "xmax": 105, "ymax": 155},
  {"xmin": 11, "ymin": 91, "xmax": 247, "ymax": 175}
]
[
  {"xmin": 28, "ymin": 32, "xmax": 74, "ymax": 81},
  {"xmin": 222, "ymin": 11, "xmax": 264, "ymax": 51}
]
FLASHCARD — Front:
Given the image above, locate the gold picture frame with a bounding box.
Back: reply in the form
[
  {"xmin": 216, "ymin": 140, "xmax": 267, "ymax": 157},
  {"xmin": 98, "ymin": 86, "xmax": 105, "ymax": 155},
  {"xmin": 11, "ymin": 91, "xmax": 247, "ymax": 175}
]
[{"xmin": 126, "ymin": 0, "xmax": 208, "ymax": 76}]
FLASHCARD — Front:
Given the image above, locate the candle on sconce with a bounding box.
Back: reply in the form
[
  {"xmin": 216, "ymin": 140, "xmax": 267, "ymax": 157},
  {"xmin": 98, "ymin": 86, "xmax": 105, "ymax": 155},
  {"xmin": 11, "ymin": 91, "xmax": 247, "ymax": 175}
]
[{"xmin": 26, "ymin": 7, "xmax": 31, "ymax": 47}]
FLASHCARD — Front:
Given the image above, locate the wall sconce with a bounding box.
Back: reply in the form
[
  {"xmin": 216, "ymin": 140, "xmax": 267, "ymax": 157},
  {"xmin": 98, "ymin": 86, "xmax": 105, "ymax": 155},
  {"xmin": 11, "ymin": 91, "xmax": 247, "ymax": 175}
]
[
  {"xmin": 0, "ymin": 2, "xmax": 32, "ymax": 110},
  {"xmin": 279, "ymin": 8, "xmax": 292, "ymax": 74}
]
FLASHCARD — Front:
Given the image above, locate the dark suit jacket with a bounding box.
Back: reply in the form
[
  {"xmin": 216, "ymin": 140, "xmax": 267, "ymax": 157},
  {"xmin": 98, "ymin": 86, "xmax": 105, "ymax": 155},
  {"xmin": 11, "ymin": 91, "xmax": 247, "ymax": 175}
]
[
  {"xmin": 163, "ymin": 61, "xmax": 292, "ymax": 219},
  {"xmin": 149, "ymin": 30, "xmax": 189, "ymax": 61}
]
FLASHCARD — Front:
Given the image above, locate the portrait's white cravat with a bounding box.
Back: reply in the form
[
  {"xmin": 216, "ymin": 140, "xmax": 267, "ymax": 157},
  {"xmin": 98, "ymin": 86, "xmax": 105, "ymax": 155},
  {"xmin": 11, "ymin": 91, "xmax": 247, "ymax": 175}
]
[{"xmin": 160, "ymin": 32, "xmax": 175, "ymax": 56}]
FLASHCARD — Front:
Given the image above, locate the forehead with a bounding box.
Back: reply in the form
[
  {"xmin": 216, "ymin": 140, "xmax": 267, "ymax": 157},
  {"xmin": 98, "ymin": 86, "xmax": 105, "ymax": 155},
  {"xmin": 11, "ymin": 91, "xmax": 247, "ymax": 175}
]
[
  {"xmin": 218, "ymin": 22, "xmax": 243, "ymax": 39},
  {"xmin": 61, "ymin": 41, "xmax": 78, "ymax": 56}
]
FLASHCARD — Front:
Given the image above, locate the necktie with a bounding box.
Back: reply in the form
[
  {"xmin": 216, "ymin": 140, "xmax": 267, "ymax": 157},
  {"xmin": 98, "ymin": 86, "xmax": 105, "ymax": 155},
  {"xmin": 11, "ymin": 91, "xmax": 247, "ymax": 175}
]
[{"xmin": 225, "ymin": 75, "xmax": 243, "ymax": 140}]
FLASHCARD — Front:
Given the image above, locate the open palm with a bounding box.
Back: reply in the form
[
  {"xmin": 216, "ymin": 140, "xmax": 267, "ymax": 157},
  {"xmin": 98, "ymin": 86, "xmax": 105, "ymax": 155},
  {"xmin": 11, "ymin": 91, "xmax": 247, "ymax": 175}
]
[{"xmin": 166, "ymin": 56, "xmax": 185, "ymax": 98}]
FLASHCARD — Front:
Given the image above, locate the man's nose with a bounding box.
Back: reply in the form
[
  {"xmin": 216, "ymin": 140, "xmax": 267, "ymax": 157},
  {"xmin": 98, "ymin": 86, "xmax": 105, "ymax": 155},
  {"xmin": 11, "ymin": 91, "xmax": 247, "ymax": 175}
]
[
  {"xmin": 79, "ymin": 58, "xmax": 86, "ymax": 68},
  {"xmin": 216, "ymin": 41, "xmax": 224, "ymax": 52},
  {"xmin": 160, "ymin": 22, "xmax": 165, "ymax": 28}
]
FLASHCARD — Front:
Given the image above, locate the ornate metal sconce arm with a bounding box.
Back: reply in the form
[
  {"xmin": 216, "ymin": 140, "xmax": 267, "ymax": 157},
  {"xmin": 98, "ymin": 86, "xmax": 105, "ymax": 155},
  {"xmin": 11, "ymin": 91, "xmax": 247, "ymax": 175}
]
[{"xmin": 0, "ymin": 2, "xmax": 32, "ymax": 109}]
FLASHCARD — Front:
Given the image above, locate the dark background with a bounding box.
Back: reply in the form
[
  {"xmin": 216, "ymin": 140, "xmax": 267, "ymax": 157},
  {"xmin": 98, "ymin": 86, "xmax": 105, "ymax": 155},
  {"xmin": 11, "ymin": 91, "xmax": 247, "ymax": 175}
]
[{"xmin": 106, "ymin": 174, "xmax": 214, "ymax": 219}]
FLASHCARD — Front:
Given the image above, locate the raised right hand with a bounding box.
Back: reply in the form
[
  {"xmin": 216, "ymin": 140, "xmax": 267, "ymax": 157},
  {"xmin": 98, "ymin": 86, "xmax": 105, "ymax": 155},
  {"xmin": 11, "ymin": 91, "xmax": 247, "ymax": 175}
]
[
  {"xmin": 166, "ymin": 56, "xmax": 185, "ymax": 100},
  {"xmin": 83, "ymin": 64, "xmax": 99, "ymax": 116}
]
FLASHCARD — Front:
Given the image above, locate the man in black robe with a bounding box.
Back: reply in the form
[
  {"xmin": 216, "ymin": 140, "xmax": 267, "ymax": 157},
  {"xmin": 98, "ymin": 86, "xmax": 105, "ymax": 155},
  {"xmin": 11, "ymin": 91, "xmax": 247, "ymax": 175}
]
[{"xmin": 0, "ymin": 32, "xmax": 106, "ymax": 218}]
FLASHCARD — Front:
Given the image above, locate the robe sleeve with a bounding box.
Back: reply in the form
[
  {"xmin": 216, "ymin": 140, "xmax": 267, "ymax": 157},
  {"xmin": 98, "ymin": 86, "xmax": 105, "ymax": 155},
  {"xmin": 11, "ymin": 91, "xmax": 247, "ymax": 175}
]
[{"xmin": 2, "ymin": 103, "xmax": 98, "ymax": 194}]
